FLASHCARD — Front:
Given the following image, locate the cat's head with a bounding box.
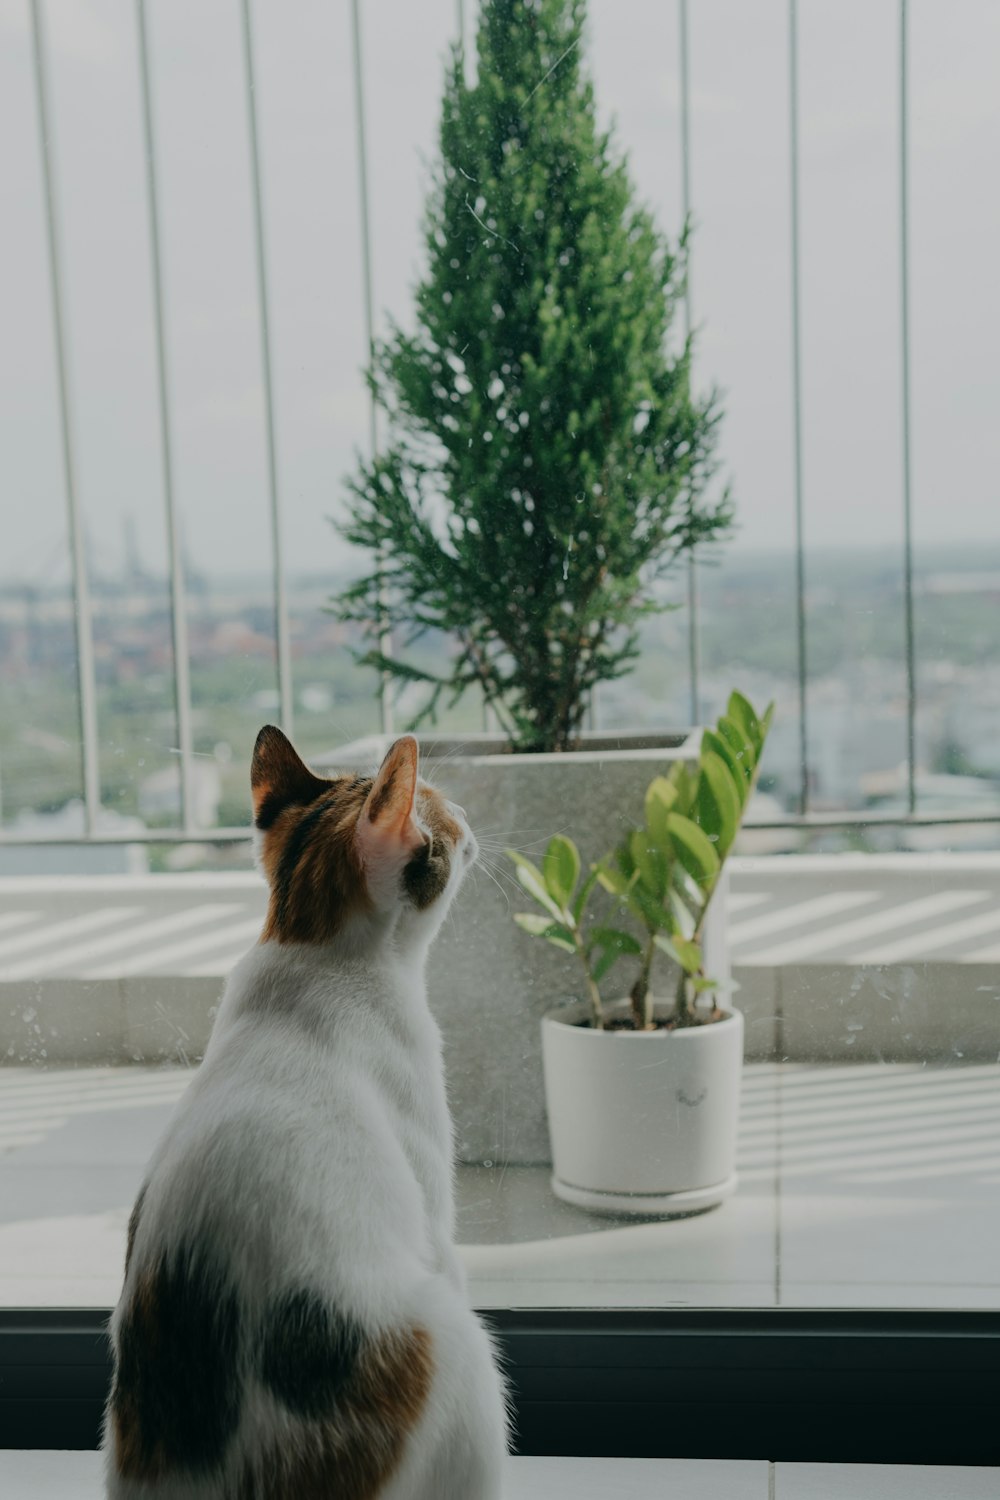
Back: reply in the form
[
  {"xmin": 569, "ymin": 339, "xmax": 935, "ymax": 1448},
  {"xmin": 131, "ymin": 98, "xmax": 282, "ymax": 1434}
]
[{"xmin": 251, "ymin": 726, "xmax": 477, "ymax": 948}]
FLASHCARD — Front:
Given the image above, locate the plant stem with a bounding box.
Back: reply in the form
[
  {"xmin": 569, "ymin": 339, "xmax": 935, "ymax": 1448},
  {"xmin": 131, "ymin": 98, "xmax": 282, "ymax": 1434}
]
[
  {"xmin": 575, "ymin": 935, "xmax": 604, "ymax": 1030},
  {"xmin": 629, "ymin": 932, "xmax": 657, "ymax": 1030},
  {"xmin": 674, "ymin": 965, "xmax": 694, "ymax": 1027}
]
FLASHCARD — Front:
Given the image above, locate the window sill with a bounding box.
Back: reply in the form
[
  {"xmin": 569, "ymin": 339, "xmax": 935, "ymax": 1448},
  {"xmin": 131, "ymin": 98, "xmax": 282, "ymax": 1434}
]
[{"xmin": 2, "ymin": 1450, "xmax": 999, "ymax": 1497}]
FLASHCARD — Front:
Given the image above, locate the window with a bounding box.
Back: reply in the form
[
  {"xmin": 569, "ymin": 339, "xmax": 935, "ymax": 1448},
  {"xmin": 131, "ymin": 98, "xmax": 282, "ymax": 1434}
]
[{"xmin": 2, "ymin": 0, "xmax": 999, "ymax": 1465}]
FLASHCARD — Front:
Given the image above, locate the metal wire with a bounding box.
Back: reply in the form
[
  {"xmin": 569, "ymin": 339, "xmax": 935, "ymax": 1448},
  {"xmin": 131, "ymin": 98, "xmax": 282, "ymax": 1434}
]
[
  {"xmin": 241, "ymin": 0, "xmax": 293, "ymax": 738},
  {"xmin": 679, "ymin": 0, "xmax": 701, "ymax": 727},
  {"xmin": 788, "ymin": 0, "xmax": 809, "ymax": 815},
  {"xmin": 899, "ymin": 0, "xmax": 918, "ymax": 816},
  {"xmin": 136, "ymin": 0, "xmax": 195, "ymax": 832},
  {"xmin": 349, "ymin": 0, "xmax": 393, "ymax": 735},
  {"xmin": 28, "ymin": 0, "xmax": 101, "ymax": 836}
]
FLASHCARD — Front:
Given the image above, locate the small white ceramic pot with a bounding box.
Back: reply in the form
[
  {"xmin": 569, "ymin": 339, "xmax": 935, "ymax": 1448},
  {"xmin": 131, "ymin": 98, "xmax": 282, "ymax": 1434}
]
[{"xmin": 541, "ymin": 999, "xmax": 744, "ymax": 1216}]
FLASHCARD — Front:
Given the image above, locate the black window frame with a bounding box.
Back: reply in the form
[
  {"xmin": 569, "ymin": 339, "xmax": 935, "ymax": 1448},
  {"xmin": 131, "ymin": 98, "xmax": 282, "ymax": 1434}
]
[{"xmin": 3, "ymin": 1307, "xmax": 999, "ymax": 1466}]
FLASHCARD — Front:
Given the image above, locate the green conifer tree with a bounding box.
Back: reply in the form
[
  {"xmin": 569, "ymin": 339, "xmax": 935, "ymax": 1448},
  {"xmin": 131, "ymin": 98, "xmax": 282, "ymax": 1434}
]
[{"xmin": 336, "ymin": 0, "xmax": 732, "ymax": 752}]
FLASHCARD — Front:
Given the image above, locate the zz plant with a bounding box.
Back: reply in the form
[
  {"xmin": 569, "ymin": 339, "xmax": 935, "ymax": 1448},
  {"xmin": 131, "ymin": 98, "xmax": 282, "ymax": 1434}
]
[{"xmin": 508, "ymin": 691, "xmax": 774, "ymax": 1031}]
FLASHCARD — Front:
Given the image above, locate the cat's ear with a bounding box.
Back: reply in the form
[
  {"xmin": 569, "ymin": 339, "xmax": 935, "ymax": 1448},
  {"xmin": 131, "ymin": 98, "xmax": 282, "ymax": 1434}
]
[
  {"xmin": 251, "ymin": 725, "xmax": 327, "ymax": 828},
  {"xmin": 358, "ymin": 735, "xmax": 423, "ymax": 853}
]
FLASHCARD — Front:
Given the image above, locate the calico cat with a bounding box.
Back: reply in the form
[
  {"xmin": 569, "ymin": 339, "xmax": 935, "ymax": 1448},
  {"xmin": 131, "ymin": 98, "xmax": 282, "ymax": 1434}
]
[{"xmin": 104, "ymin": 728, "xmax": 509, "ymax": 1499}]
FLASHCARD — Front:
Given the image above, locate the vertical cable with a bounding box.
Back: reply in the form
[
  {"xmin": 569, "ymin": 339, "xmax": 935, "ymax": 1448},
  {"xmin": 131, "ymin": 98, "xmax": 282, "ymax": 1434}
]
[
  {"xmin": 349, "ymin": 0, "xmax": 393, "ymax": 735},
  {"xmin": 678, "ymin": 0, "xmax": 700, "ymax": 727},
  {"xmin": 457, "ymin": 0, "xmax": 465, "ymax": 51},
  {"xmin": 788, "ymin": 0, "xmax": 809, "ymax": 815},
  {"xmin": 136, "ymin": 0, "xmax": 195, "ymax": 831},
  {"xmin": 241, "ymin": 0, "xmax": 293, "ymax": 737},
  {"xmin": 29, "ymin": 0, "xmax": 101, "ymax": 835},
  {"xmin": 899, "ymin": 0, "xmax": 917, "ymax": 815}
]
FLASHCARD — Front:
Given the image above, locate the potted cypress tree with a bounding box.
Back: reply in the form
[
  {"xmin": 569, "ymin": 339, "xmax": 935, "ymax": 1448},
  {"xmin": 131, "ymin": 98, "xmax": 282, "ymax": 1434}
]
[
  {"xmin": 510, "ymin": 692, "xmax": 773, "ymax": 1214},
  {"xmin": 330, "ymin": 0, "xmax": 734, "ymax": 1165},
  {"xmin": 334, "ymin": 0, "xmax": 730, "ymax": 748}
]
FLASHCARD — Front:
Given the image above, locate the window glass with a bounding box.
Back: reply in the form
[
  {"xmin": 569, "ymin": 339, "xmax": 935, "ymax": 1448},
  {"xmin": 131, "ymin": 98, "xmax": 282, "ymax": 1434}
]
[{"xmin": 2, "ymin": 0, "xmax": 999, "ymax": 1317}]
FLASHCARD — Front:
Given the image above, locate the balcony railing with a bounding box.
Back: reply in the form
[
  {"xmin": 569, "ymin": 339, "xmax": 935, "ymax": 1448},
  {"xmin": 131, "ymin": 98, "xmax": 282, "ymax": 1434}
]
[{"xmin": 5, "ymin": 0, "xmax": 996, "ymax": 851}]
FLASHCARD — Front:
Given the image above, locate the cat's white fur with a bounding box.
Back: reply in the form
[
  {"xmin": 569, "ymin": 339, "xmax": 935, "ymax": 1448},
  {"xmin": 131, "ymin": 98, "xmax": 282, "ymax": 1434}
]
[{"xmin": 104, "ymin": 747, "xmax": 508, "ymax": 1499}]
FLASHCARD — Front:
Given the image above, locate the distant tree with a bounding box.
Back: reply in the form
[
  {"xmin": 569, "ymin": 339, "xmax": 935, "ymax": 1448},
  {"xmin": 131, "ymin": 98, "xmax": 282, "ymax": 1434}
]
[{"xmin": 335, "ymin": 0, "xmax": 732, "ymax": 752}]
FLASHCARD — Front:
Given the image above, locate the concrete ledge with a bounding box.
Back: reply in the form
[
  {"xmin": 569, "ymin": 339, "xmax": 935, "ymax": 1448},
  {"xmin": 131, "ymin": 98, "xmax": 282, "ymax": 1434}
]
[
  {"xmin": 2, "ymin": 976, "xmax": 220, "ymax": 1067},
  {"xmin": 776, "ymin": 962, "xmax": 1000, "ymax": 1063},
  {"xmin": 3, "ymin": 961, "xmax": 998, "ymax": 1168}
]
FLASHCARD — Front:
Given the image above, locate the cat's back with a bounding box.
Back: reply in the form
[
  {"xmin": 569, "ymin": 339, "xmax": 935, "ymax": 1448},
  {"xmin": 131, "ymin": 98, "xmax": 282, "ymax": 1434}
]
[{"xmin": 125, "ymin": 942, "xmax": 431, "ymax": 1302}]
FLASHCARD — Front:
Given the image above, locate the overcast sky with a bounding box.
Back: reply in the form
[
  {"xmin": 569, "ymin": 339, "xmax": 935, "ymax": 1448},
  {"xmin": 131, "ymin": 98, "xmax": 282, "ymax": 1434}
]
[{"xmin": 1, "ymin": 0, "xmax": 998, "ymax": 587}]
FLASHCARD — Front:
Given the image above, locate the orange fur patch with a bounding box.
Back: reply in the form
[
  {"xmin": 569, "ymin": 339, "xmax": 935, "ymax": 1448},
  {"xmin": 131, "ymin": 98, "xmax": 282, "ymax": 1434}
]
[
  {"xmin": 259, "ymin": 778, "xmax": 374, "ymax": 944},
  {"xmin": 238, "ymin": 1325, "xmax": 434, "ymax": 1499}
]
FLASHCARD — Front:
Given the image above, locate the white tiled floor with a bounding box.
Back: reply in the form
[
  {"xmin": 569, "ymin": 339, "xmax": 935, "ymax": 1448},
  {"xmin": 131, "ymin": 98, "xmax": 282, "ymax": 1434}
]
[
  {"xmin": 2, "ymin": 1454, "xmax": 997, "ymax": 1499},
  {"xmin": 0, "ymin": 1062, "xmax": 998, "ymax": 1307},
  {"xmin": 774, "ymin": 1466, "xmax": 1000, "ymax": 1499}
]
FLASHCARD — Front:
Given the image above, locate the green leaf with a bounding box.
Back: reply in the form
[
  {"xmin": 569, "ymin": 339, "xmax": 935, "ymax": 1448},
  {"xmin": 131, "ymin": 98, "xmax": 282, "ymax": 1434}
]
[
  {"xmin": 667, "ymin": 812, "xmax": 721, "ymax": 887},
  {"xmin": 513, "ymin": 912, "xmax": 576, "ymax": 952},
  {"xmin": 542, "ymin": 835, "xmax": 580, "ymax": 909},
  {"xmin": 718, "ymin": 715, "xmax": 755, "ymax": 783},
  {"xmin": 671, "ymin": 860, "xmax": 705, "ymax": 913},
  {"xmin": 728, "ymin": 690, "xmax": 763, "ymax": 757},
  {"xmin": 695, "ymin": 750, "xmax": 741, "ymax": 857},
  {"xmin": 629, "ymin": 830, "xmax": 669, "ymax": 901},
  {"xmin": 653, "ymin": 932, "xmax": 703, "ymax": 974},
  {"xmin": 667, "ymin": 761, "xmax": 696, "ymax": 816},
  {"xmin": 627, "ymin": 882, "xmax": 672, "ymax": 931},
  {"xmin": 506, "ymin": 850, "xmax": 564, "ymax": 920},
  {"xmin": 589, "ymin": 926, "xmax": 641, "ymax": 985},
  {"xmin": 701, "ymin": 729, "xmax": 748, "ymax": 807},
  {"xmin": 592, "ymin": 947, "xmax": 625, "ymax": 983},
  {"xmin": 668, "ymin": 887, "xmax": 696, "ymax": 939},
  {"xmin": 643, "ymin": 776, "xmax": 677, "ymax": 848},
  {"xmin": 596, "ymin": 859, "xmax": 632, "ymax": 898},
  {"xmin": 761, "ymin": 701, "xmax": 776, "ymax": 740},
  {"xmin": 590, "ymin": 926, "xmax": 643, "ymax": 957},
  {"xmin": 572, "ymin": 867, "xmax": 600, "ymax": 925}
]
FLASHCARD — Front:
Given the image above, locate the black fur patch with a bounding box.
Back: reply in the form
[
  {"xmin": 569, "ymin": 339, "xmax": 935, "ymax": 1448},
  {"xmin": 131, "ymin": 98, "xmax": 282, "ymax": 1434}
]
[
  {"xmin": 272, "ymin": 796, "xmax": 336, "ymax": 929},
  {"xmin": 402, "ymin": 841, "xmax": 450, "ymax": 910},
  {"xmin": 111, "ymin": 1245, "xmax": 242, "ymax": 1479},
  {"xmin": 254, "ymin": 779, "xmax": 329, "ymax": 831},
  {"xmin": 255, "ymin": 790, "xmax": 293, "ymax": 831},
  {"xmin": 258, "ymin": 1290, "xmax": 363, "ymax": 1418},
  {"xmin": 251, "ymin": 726, "xmax": 328, "ymax": 829}
]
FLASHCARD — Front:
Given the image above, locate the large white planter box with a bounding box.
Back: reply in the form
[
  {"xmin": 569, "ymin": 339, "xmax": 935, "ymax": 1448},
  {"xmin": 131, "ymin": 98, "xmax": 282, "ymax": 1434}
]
[
  {"xmin": 326, "ymin": 731, "xmax": 729, "ymax": 1164},
  {"xmin": 542, "ymin": 1000, "xmax": 744, "ymax": 1215}
]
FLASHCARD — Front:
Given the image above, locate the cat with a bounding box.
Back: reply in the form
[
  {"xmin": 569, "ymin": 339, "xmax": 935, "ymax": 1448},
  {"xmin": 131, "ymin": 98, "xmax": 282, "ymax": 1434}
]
[{"xmin": 103, "ymin": 727, "xmax": 509, "ymax": 1499}]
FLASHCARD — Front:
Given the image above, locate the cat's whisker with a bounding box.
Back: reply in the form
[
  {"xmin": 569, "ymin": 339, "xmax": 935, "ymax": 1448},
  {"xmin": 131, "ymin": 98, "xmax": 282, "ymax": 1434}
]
[
  {"xmin": 476, "ymin": 848, "xmax": 520, "ymax": 881},
  {"xmin": 474, "ymin": 821, "xmax": 567, "ymax": 839},
  {"xmin": 474, "ymin": 822, "xmax": 575, "ymax": 847},
  {"xmin": 472, "ymin": 861, "xmax": 513, "ymax": 911}
]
